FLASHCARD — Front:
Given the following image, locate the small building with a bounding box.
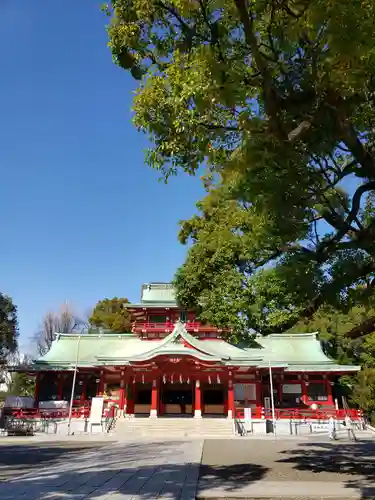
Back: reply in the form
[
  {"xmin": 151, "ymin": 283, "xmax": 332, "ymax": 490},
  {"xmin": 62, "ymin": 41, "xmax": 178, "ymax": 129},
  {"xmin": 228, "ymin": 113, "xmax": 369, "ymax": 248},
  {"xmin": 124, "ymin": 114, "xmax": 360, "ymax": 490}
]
[{"xmin": 26, "ymin": 283, "xmax": 360, "ymax": 418}]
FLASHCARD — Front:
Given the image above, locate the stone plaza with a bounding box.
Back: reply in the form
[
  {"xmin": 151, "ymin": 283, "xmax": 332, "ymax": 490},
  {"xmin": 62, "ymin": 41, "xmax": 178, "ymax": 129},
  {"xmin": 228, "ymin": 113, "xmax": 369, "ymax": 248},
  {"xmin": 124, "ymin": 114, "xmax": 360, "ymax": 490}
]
[{"xmin": 1, "ymin": 430, "xmax": 375, "ymax": 499}]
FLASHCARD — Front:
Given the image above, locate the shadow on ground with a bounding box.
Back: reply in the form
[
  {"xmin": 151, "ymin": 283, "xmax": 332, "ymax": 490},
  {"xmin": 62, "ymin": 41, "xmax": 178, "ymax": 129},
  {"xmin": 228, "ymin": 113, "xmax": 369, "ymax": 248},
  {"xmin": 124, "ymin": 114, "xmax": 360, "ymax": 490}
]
[
  {"xmin": 2, "ymin": 438, "xmax": 375, "ymax": 499},
  {"xmin": 199, "ymin": 439, "xmax": 269, "ymax": 493},
  {"xmin": 0, "ymin": 442, "xmax": 110, "ymax": 481},
  {"xmin": 0, "ymin": 440, "xmax": 202, "ymax": 499},
  {"xmin": 199, "ymin": 462, "xmax": 268, "ymax": 492},
  {"xmin": 200, "ymin": 437, "xmax": 375, "ymax": 499},
  {"xmin": 278, "ymin": 439, "xmax": 375, "ymax": 499}
]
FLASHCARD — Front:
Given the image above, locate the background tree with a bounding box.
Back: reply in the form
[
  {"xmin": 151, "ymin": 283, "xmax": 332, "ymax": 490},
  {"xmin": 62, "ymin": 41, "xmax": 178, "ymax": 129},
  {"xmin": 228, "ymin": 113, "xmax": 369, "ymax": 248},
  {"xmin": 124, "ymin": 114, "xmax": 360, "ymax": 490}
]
[
  {"xmin": 288, "ymin": 304, "xmax": 375, "ymax": 423},
  {"xmin": 89, "ymin": 297, "xmax": 132, "ymax": 332},
  {"xmin": 6, "ymin": 352, "xmax": 35, "ymax": 398},
  {"xmin": 349, "ymin": 368, "xmax": 375, "ymax": 425},
  {"xmin": 0, "ymin": 293, "xmax": 18, "ymax": 363},
  {"xmin": 105, "ymin": 0, "xmax": 375, "ymax": 340},
  {"xmin": 35, "ymin": 304, "xmax": 82, "ymax": 356},
  {"xmin": 289, "ymin": 304, "xmax": 375, "ymax": 363},
  {"xmin": 0, "ymin": 351, "xmax": 35, "ymax": 402}
]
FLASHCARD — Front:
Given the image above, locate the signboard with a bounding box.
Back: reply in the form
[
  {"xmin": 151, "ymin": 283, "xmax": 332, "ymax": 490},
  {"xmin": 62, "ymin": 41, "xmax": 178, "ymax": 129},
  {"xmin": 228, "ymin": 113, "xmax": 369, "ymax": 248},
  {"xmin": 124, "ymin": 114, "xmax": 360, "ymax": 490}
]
[
  {"xmin": 282, "ymin": 384, "xmax": 302, "ymax": 394},
  {"xmin": 89, "ymin": 397, "xmax": 104, "ymax": 424},
  {"xmin": 311, "ymin": 423, "xmax": 329, "ymax": 432},
  {"xmin": 244, "ymin": 407, "xmax": 252, "ymax": 434}
]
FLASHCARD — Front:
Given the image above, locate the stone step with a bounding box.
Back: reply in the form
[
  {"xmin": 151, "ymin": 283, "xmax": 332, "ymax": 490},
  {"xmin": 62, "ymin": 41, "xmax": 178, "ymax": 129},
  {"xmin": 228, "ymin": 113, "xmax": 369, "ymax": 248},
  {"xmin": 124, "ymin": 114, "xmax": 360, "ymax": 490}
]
[
  {"xmin": 114, "ymin": 417, "xmax": 234, "ymax": 438},
  {"xmin": 116, "ymin": 425, "xmax": 233, "ymax": 432}
]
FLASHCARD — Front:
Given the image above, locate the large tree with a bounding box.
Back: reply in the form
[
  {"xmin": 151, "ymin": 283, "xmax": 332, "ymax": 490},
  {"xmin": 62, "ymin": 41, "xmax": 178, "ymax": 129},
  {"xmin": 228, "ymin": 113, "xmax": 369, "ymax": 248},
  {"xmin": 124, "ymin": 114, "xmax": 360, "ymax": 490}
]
[
  {"xmin": 105, "ymin": 0, "xmax": 375, "ymax": 338},
  {"xmin": 89, "ymin": 297, "xmax": 132, "ymax": 332},
  {"xmin": 0, "ymin": 293, "xmax": 18, "ymax": 363}
]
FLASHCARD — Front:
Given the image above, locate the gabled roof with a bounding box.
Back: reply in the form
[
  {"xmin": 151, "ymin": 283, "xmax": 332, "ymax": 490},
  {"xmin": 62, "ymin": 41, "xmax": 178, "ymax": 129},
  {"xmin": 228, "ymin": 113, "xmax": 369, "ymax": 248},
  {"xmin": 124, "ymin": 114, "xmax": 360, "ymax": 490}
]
[
  {"xmin": 28, "ymin": 324, "xmax": 361, "ymax": 373},
  {"xmin": 140, "ymin": 282, "xmax": 177, "ymax": 304},
  {"xmin": 97, "ymin": 322, "xmax": 256, "ymax": 363},
  {"xmin": 254, "ymin": 334, "xmax": 360, "ymax": 372}
]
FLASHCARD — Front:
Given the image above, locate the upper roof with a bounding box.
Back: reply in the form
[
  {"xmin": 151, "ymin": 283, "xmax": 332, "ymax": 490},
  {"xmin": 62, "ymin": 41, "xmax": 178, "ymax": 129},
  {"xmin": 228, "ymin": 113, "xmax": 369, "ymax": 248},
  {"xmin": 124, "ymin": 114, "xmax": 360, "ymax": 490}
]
[
  {"xmin": 141, "ymin": 283, "xmax": 177, "ymax": 304},
  {"xmin": 30, "ymin": 322, "xmax": 360, "ymax": 373},
  {"xmin": 125, "ymin": 283, "xmax": 179, "ymax": 309}
]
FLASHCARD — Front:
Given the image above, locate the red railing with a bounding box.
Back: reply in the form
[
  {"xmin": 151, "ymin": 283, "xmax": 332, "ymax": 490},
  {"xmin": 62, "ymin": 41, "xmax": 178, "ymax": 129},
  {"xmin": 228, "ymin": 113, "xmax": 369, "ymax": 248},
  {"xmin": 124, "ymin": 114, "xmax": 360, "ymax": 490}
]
[
  {"xmin": 132, "ymin": 322, "xmax": 223, "ymax": 333},
  {"xmin": 235, "ymin": 407, "xmax": 362, "ymax": 420},
  {"xmin": 8, "ymin": 406, "xmax": 90, "ymax": 420},
  {"xmin": 6, "ymin": 399, "xmax": 119, "ymax": 421}
]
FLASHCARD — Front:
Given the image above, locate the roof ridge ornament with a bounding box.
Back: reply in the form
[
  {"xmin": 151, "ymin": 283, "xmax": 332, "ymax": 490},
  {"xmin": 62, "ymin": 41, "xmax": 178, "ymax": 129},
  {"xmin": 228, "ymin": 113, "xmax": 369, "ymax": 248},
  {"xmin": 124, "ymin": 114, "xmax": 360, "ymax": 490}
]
[{"xmin": 170, "ymin": 320, "xmax": 186, "ymax": 344}]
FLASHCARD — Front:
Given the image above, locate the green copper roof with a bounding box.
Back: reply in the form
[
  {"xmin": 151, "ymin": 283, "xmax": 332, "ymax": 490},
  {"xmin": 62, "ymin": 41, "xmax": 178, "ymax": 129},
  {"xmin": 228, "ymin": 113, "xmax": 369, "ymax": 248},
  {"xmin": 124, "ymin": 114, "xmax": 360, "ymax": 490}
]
[
  {"xmin": 255, "ymin": 333, "xmax": 329, "ymax": 363},
  {"xmin": 140, "ymin": 283, "xmax": 177, "ymax": 304},
  {"xmin": 30, "ymin": 326, "xmax": 360, "ymax": 373},
  {"xmin": 36, "ymin": 333, "xmax": 143, "ymax": 367},
  {"xmin": 254, "ymin": 334, "xmax": 360, "ymax": 372},
  {"xmin": 126, "ymin": 302, "xmax": 179, "ymax": 309}
]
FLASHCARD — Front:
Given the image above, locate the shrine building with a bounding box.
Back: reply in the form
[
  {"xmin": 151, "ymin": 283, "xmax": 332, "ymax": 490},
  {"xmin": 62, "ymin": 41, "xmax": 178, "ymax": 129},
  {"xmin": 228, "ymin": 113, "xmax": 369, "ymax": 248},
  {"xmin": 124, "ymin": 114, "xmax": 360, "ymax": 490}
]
[{"xmin": 28, "ymin": 283, "xmax": 360, "ymax": 418}]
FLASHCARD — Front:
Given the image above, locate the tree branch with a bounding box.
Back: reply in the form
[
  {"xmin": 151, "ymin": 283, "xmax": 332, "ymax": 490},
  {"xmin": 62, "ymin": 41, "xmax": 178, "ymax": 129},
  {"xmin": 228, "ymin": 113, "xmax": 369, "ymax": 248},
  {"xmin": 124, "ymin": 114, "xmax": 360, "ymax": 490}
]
[
  {"xmin": 333, "ymin": 181, "xmax": 375, "ymax": 242},
  {"xmin": 332, "ymin": 97, "xmax": 375, "ymax": 178},
  {"xmin": 267, "ymin": 260, "xmax": 375, "ymax": 334},
  {"xmin": 233, "ymin": 0, "xmax": 285, "ymax": 139},
  {"xmin": 197, "ymin": 122, "xmax": 239, "ymax": 132},
  {"xmin": 344, "ymin": 315, "xmax": 375, "ymax": 339},
  {"xmin": 198, "ymin": 0, "xmax": 225, "ymax": 62},
  {"xmin": 281, "ymin": 0, "xmax": 311, "ymax": 19},
  {"xmin": 155, "ymin": 1, "xmax": 197, "ymax": 40}
]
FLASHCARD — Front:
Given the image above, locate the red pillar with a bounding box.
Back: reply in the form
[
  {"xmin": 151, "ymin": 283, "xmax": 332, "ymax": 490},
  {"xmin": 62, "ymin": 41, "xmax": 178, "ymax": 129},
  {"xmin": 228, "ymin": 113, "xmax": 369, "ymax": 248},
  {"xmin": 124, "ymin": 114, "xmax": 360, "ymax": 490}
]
[
  {"xmin": 80, "ymin": 376, "xmax": 87, "ymax": 403},
  {"xmin": 255, "ymin": 380, "xmax": 262, "ymax": 417},
  {"xmin": 57, "ymin": 373, "xmax": 64, "ymax": 400},
  {"xmin": 223, "ymin": 386, "xmax": 228, "ymax": 415},
  {"xmin": 97, "ymin": 371, "xmax": 105, "ymax": 396},
  {"xmin": 326, "ymin": 380, "xmax": 334, "ymax": 406},
  {"xmin": 194, "ymin": 379, "xmax": 202, "ymax": 418},
  {"xmin": 227, "ymin": 378, "xmax": 235, "ymax": 419},
  {"xmin": 150, "ymin": 378, "xmax": 159, "ymax": 418},
  {"xmin": 277, "ymin": 380, "xmax": 283, "ymax": 406},
  {"xmin": 127, "ymin": 378, "xmax": 135, "ymax": 415},
  {"xmin": 301, "ymin": 380, "xmax": 308, "ymax": 405},
  {"xmin": 119, "ymin": 380, "xmax": 125, "ymax": 416},
  {"xmin": 34, "ymin": 374, "xmax": 41, "ymax": 406},
  {"xmin": 123, "ymin": 382, "xmax": 128, "ymax": 414}
]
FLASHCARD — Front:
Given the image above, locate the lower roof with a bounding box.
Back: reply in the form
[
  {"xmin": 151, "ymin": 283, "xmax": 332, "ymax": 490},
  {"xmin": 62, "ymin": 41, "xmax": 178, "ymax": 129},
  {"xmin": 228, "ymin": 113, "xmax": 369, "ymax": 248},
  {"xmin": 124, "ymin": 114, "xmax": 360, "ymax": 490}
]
[{"xmin": 23, "ymin": 323, "xmax": 361, "ymax": 374}]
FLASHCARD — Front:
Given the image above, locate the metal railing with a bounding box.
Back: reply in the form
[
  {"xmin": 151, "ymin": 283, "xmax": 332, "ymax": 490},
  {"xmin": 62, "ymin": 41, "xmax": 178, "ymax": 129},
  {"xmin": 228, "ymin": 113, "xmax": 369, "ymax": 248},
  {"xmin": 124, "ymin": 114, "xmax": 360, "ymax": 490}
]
[{"xmin": 235, "ymin": 407, "xmax": 362, "ymax": 420}]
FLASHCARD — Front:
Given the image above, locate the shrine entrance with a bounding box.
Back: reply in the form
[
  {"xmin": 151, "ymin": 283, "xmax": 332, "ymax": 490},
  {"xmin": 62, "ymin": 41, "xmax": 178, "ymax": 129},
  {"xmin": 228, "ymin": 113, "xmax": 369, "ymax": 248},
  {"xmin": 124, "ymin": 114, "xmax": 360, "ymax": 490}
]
[{"xmin": 161, "ymin": 382, "xmax": 193, "ymax": 416}]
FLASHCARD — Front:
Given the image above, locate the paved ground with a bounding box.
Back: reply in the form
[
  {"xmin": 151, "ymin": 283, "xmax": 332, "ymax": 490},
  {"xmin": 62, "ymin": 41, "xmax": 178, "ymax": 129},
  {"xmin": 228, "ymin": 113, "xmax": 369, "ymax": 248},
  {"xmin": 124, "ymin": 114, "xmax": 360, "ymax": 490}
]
[
  {"xmin": 1, "ymin": 433, "xmax": 375, "ymax": 499},
  {"xmin": 0, "ymin": 441, "xmax": 114, "ymax": 481},
  {"xmin": 198, "ymin": 434, "xmax": 375, "ymax": 499},
  {"xmin": 0, "ymin": 439, "xmax": 202, "ymax": 499}
]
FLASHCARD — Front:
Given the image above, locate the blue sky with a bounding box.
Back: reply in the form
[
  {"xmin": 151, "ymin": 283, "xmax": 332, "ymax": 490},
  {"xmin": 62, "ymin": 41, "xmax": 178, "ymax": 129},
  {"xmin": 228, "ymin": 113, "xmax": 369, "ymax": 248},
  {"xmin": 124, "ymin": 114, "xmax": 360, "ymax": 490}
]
[{"xmin": 0, "ymin": 1, "xmax": 203, "ymax": 349}]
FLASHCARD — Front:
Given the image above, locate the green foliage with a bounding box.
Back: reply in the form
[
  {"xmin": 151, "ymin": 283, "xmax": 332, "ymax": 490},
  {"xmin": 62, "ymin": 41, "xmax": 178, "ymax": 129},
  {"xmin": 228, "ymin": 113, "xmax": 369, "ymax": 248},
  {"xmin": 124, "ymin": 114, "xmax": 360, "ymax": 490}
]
[
  {"xmin": 7, "ymin": 373, "xmax": 35, "ymax": 398},
  {"xmin": 290, "ymin": 305, "xmax": 375, "ymax": 420},
  {"xmin": 106, "ymin": 0, "xmax": 375, "ymax": 339},
  {"xmin": 289, "ymin": 305, "xmax": 375, "ymax": 364},
  {"xmin": 89, "ymin": 297, "xmax": 132, "ymax": 332},
  {"xmin": 0, "ymin": 294, "xmax": 18, "ymax": 363},
  {"xmin": 350, "ymin": 368, "xmax": 375, "ymax": 425}
]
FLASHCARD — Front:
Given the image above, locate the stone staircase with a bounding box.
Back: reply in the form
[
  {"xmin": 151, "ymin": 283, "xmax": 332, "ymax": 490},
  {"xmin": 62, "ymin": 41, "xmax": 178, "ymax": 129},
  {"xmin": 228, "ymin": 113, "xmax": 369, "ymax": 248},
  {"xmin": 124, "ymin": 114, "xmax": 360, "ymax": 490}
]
[{"xmin": 114, "ymin": 416, "xmax": 235, "ymax": 439}]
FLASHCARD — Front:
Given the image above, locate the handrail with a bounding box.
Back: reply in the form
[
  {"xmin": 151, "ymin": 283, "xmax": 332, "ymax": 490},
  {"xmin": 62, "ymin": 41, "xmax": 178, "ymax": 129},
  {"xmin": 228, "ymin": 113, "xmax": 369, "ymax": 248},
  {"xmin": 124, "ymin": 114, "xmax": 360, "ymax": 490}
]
[
  {"xmin": 132, "ymin": 322, "xmax": 223, "ymax": 332},
  {"xmin": 235, "ymin": 407, "xmax": 362, "ymax": 420},
  {"xmin": 6, "ymin": 399, "xmax": 122, "ymax": 421}
]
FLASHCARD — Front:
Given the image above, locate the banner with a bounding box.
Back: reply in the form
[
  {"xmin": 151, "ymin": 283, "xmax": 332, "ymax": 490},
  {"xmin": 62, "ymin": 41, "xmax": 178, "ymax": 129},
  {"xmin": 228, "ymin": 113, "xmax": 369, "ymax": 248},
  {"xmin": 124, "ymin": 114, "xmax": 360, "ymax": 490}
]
[{"xmin": 89, "ymin": 397, "xmax": 104, "ymax": 423}]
